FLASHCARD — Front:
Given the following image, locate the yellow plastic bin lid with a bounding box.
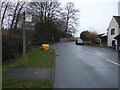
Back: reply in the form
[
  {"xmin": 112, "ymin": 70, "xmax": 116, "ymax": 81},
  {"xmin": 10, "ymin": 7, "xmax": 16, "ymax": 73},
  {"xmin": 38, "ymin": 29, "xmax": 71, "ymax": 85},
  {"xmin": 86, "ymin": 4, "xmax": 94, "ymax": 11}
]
[
  {"xmin": 42, "ymin": 44, "xmax": 49, "ymax": 51},
  {"xmin": 42, "ymin": 44, "xmax": 49, "ymax": 47}
]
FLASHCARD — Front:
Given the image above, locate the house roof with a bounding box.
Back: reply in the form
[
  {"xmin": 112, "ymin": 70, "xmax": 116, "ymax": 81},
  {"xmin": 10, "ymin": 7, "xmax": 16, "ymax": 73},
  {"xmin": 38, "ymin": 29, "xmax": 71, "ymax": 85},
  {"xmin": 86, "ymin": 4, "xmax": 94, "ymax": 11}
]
[
  {"xmin": 114, "ymin": 34, "xmax": 120, "ymax": 40},
  {"xmin": 101, "ymin": 33, "xmax": 107, "ymax": 37},
  {"xmin": 113, "ymin": 16, "xmax": 120, "ymax": 26}
]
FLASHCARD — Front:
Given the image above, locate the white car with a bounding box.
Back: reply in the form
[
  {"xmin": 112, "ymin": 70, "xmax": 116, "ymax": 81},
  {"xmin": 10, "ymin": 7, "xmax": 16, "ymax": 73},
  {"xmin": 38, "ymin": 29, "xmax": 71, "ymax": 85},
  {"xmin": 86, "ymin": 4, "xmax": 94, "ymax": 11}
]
[{"xmin": 75, "ymin": 39, "xmax": 84, "ymax": 45}]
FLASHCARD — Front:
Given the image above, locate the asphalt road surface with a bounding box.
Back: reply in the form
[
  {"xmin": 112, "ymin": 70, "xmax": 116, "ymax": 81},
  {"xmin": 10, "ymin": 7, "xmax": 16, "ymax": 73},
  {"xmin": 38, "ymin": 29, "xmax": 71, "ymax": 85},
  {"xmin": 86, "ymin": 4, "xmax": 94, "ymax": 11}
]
[{"xmin": 53, "ymin": 42, "xmax": 119, "ymax": 88}]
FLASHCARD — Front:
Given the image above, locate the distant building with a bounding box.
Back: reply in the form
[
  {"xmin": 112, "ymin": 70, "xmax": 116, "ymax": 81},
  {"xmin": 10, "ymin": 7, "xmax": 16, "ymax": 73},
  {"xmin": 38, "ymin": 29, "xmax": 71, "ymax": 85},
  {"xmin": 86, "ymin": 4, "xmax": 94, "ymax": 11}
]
[
  {"xmin": 100, "ymin": 33, "xmax": 107, "ymax": 46},
  {"xmin": 107, "ymin": 16, "xmax": 120, "ymax": 49}
]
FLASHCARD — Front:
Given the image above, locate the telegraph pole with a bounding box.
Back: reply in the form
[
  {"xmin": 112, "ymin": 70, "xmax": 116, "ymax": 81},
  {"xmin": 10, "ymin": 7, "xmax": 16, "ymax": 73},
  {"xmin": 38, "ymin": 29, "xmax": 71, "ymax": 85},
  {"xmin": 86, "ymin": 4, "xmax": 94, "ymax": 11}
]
[
  {"xmin": 0, "ymin": 0, "xmax": 1, "ymax": 31},
  {"xmin": 0, "ymin": 0, "xmax": 2, "ymax": 90},
  {"xmin": 23, "ymin": 11, "xmax": 26, "ymax": 56},
  {"xmin": 22, "ymin": 9, "xmax": 32, "ymax": 56}
]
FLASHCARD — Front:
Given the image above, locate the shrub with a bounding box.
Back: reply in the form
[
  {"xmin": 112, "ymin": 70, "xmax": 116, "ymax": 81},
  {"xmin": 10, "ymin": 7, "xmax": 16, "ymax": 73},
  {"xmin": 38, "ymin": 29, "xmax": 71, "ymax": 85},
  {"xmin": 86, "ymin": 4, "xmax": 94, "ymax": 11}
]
[
  {"xmin": 2, "ymin": 34, "xmax": 23, "ymax": 62},
  {"xmin": 2, "ymin": 29, "xmax": 33, "ymax": 63}
]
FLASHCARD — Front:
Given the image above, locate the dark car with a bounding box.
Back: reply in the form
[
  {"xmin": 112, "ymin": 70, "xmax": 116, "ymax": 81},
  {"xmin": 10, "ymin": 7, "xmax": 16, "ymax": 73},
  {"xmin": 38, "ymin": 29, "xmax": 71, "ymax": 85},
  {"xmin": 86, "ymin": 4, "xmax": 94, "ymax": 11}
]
[{"xmin": 75, "ymin": 39, "xmax": 84, "ymax": 45}]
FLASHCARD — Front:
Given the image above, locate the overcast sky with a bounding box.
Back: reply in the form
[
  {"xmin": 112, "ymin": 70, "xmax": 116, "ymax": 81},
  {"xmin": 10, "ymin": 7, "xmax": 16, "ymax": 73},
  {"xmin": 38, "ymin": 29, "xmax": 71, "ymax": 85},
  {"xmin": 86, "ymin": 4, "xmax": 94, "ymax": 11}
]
[{"xmin": 60, "ymin": 0, "xmax": 119, "ymax": 37}]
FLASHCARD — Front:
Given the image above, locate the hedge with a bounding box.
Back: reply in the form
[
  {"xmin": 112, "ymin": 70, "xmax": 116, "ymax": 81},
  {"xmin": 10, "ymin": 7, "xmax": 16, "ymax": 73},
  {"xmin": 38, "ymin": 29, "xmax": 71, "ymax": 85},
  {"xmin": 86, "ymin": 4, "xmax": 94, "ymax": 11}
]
[{"xmin": 2, "ymin": 34, "xmax": 23, "ymax": 62}]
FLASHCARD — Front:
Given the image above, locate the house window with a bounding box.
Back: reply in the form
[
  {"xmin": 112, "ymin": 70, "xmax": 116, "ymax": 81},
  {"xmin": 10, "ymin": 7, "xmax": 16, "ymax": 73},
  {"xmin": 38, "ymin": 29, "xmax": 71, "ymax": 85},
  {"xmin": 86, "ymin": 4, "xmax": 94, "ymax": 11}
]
[{"xmin": 111, "ymin": 28, "xmax": 115, "ymax": 35}]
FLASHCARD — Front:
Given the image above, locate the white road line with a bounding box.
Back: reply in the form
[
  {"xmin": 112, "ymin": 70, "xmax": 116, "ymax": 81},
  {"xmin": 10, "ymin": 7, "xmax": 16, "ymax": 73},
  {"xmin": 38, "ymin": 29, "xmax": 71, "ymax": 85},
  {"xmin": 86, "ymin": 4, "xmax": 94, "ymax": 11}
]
[
  {"xmin": 87, "ymin": 51, "xmax": 96, "ymax": 55},
  {"xmin": 105, "ymin": 59, "xmax": 120, "ymax": 66}
]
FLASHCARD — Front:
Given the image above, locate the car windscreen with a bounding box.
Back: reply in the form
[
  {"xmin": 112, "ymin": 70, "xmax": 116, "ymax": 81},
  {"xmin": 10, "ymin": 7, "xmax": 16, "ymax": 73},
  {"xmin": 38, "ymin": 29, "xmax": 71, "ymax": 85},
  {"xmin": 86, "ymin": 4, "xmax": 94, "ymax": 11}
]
[{"xmin": 78, "ymin": 39, "xmax": 82, "ymax": 42}]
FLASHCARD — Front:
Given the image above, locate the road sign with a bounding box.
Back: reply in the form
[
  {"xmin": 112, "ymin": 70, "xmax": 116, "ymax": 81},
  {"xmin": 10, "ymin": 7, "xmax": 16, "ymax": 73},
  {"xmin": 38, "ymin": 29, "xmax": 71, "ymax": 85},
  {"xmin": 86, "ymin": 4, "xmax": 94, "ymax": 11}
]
[{"xmin": 25, "ymin": 15, "xmax": 32, "ymax": 22}]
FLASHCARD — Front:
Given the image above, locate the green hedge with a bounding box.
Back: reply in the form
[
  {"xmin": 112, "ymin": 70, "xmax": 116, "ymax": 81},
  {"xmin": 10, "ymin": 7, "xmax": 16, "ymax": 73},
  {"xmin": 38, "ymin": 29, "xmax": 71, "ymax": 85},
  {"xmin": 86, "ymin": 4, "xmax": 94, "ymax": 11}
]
[{"xmin": 2, "ymin": 34, "xmax": 23, "ymax": 62}]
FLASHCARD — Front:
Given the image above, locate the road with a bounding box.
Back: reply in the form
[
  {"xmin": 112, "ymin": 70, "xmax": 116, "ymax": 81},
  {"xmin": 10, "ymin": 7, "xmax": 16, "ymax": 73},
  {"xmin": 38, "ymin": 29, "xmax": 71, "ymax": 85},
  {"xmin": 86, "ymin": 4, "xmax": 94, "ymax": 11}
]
[{"xmin": 53, "ymin": 42, "xmax": 119, "ymax": 88}]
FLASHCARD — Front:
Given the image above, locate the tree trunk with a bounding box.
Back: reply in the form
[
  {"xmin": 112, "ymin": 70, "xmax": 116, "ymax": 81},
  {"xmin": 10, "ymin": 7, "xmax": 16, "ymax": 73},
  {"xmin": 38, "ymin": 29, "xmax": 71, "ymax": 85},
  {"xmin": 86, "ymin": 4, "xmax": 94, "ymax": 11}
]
[
  {"xmin": 1, "ymin": 1, "xmax": 9, "ymax": 29},
  {"xmin": 9, "ymin": 1, "xmax": 19, "ymax": 32},
  {"xmin": 14, "ymin": 2, "xmax": 25, "ymax": 30}
]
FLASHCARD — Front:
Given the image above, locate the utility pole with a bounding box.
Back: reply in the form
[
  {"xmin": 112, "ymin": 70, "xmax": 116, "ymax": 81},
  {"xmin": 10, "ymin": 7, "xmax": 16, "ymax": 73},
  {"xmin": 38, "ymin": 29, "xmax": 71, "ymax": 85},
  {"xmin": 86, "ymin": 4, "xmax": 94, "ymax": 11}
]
[
  {"xmin": 0, "ymin": 0, "xmax": 1, "ymax": 31},
  {"xmin": 0, "ymin": 0, "xmax": 2, "ymax": 90},
  {"xmin": 23, "ymin": 11, "xmax": 26, "ymax": 56},
  {"xmin": 22, "ymin": 10, "xmax": 32, "ymax": 56}
]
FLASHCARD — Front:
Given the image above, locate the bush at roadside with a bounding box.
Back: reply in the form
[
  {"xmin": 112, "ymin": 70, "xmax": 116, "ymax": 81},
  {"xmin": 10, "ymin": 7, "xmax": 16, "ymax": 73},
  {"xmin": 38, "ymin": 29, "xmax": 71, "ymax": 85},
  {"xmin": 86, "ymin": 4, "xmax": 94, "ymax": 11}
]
[{"xmin": 2, "ymin": 34, "xmax": 23, "ymax": 63}]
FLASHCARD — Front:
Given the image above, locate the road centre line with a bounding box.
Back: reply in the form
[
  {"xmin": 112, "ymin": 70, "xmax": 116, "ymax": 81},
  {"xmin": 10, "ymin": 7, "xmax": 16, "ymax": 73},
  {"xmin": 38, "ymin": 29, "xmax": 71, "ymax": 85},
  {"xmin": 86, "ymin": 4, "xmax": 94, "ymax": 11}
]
[
  {"xmin": 105, "ymin": 59, "xmax": 120, "ymax": 66},
  {"xmin": 86, "ymin": 50, "xmax": 119, "ymax": 66},
  {"xmin": 87, "ymin": 51, "xmax": 96, "ymax": 55}
]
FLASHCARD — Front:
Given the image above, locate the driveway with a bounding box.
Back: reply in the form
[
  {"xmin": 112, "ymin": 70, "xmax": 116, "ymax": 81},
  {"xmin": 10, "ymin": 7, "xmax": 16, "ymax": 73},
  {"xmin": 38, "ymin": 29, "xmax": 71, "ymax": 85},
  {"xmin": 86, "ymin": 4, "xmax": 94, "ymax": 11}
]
[{"xmin": 53, "ymin": 42, "xmax": 119, "ymax": 88}]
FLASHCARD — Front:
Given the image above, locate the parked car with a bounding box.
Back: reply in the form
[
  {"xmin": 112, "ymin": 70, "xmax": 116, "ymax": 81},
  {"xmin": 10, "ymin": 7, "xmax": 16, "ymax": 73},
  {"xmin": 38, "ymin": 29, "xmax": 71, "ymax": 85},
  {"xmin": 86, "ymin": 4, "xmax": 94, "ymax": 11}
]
[{"xmin": 75, "ymin": 39, "xmax": 84, "ymax": 45}]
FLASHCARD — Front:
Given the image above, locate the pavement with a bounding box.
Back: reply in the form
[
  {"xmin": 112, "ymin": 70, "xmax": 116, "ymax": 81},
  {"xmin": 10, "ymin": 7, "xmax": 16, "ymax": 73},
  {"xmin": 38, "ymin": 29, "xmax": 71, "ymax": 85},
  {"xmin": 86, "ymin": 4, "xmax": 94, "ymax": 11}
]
[
  {"xmin": 53, "ymin": 42, "xmax": 119, "ymax": 88},
  {"xmin": 3, "ymin": 68, "xmax": 53, "ymax": 80},
  {"xmin": 3, "ymin": 46, "xmax": 54, "ymax": 81}
]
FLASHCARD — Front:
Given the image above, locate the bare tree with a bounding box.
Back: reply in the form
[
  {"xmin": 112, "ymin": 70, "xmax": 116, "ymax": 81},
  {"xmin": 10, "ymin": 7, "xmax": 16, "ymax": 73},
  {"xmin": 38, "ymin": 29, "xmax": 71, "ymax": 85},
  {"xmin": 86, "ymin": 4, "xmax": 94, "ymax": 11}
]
[
  {"xmin": 1, "ymin": 0, "xmax": 10, "ymax": 29},
  {"xmin": 28, "ymin": 1, "xmax": 62, "ymax": 40},
  {"xmin": 9, "ymin": 0, "xmax": 19, "ymax": 31},
  {"xmin": 14, "ymin": 2, "xmax": 25, "ymax": 30},
  {"xmin": 63, "ymin": 2, "xmax": 79, "ymax": 35},
  {"xmin": 28, "ymin": 1, "xmax": 61, "ymax": 21}
]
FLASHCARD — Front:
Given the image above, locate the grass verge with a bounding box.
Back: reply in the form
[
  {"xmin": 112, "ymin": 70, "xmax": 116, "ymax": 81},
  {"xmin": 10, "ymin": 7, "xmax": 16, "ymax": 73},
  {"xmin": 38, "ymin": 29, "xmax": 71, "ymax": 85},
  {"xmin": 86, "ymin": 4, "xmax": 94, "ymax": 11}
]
[
  {"xmin": 2, "ymin": 47, "xmax": 55, "ymax": 88},
  {"xmin": 3, "ymin": 47, "xmax": 55, "ymax": 73},
  {"xmin": 2, "ymin": 78, "xmax": 52, "ymax": 88}
]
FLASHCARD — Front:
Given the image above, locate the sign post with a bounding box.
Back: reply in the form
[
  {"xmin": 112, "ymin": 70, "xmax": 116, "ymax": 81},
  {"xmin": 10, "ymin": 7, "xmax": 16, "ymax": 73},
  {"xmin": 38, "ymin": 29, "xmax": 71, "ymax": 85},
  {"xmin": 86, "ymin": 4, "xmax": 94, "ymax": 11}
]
[
  {"xmin": 23, "ymin": 11, "xmax": 32, "ymax": 56},
  {"xmin": 23, "ymin": 12, "xmax": 26, "ymax": 56}
]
